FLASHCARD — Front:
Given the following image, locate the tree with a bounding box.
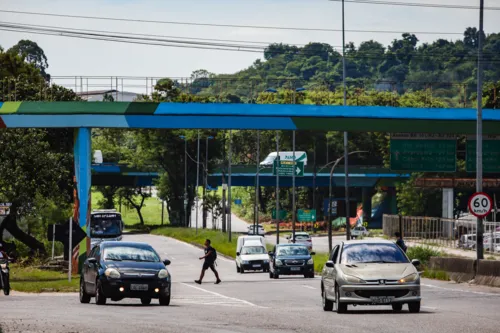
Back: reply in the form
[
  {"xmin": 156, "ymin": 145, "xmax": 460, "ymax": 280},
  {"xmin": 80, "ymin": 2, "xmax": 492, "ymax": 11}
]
[
  {"xmin": 95, "ymin": 186, "xmax": 119, "ymax": 209},
  {"xmin": 117, "ymin": 187, "xmax": 151, "ymax": 225},
  {"xmin": 8, "ymin": 40, "xmax": 50, "ymax": 80}
]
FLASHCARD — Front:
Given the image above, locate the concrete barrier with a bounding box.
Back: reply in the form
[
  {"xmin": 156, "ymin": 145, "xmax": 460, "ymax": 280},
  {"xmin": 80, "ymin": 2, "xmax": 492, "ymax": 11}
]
[
  {"xmin": 475, "ymin": 260, "xmax": 500, "ymax": 288},
  {"xmin": 428, "ymin": 257, "xmax": 476, "ymax": 283}
]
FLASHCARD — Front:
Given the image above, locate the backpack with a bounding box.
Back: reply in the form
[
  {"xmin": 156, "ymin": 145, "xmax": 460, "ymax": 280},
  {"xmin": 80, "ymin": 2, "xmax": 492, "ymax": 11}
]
[{"xmin": 211, "ymin": 247, "xmax": 217, "ymax": 261}]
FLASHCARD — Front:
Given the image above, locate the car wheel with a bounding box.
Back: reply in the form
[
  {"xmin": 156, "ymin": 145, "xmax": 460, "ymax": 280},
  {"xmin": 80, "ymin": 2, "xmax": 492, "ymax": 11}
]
[
  {"xmin": 159, "ymin": 294, "xmax": 171, "ymax": 306},
  {"xmin": 236, "ymin": 264, "xmax": 240, "ymax": 273},
  {"xmin": 309, "ymin": 272, "xmax": 315, "ymax": 278},
  {"xmin": 95, "ymin": 280, "xmax": 107, "ymax": 305},
  {"xmin": 322, "ymin": 287, "xmax": 333, "ymax": 311},
  {"xmin": 392, "ymin": 303, "xmax": 403, "ymax": 312},
  {"xmin": 334, "ymin": 285, "xmax": 347, "ymax": 313},
  {"xmin": 408, "ymin": 301, "xmax": 420, "ymax": 313},
  {"xmin": 240, "ymin": 266, "xmax": 245, "ymax": 274},
  {"xmin": 79, "ymin": 278, "xmax": 91, "ymax": 304},
  {"xmin": 269, "ymin": 271, "xmax": 274, "ymax": 279},
  {"xmin": 141, "ymin": 298, "xmax": 152, "ymax": 305},
  {"xmin": 273, "ymin": 272, "xmax": 279, "ymax": 279}
]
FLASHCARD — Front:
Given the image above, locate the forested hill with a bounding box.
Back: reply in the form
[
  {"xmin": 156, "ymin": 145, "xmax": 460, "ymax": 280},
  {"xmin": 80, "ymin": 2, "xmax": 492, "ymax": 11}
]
[{"xmin": 201, "ymin": 28, "xmax": 500, "ymax": 105}]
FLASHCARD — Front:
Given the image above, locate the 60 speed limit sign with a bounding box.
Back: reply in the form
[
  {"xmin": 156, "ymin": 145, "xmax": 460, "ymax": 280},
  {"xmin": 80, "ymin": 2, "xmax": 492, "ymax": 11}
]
[{"xmin": 468, "ymin": 192, "xmax": 493, "ymax": 218}]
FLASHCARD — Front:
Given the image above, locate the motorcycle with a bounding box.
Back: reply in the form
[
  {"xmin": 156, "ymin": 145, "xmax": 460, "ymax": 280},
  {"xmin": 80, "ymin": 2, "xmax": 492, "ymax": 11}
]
[{"xmin": 0, "ymin": 257, "xmax": 10, "ymax": 296}]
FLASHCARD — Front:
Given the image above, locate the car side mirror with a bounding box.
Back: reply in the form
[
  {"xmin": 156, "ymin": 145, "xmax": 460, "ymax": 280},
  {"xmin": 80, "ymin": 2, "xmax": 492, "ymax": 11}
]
[
  {"xmin": 411, "ymin": 259, "xmax": 420, "ymax": 267},
  {"xmin": 88, "ymin": 258, "xmax": 97, "ymax": 264},
  {"xmin": 310, "ymin": 252, "xmax": 316, "ymax": 256},
  {"xmin": 236, "ymin": 252, "xmax": 240, "ymax": 256},
  {"xmin": 325, "ymin": 261, "xmax": 334, "ymax": 268},
  {"xmin": 163, "ymin": 259, "xmax": 171, "ymax": 266}
]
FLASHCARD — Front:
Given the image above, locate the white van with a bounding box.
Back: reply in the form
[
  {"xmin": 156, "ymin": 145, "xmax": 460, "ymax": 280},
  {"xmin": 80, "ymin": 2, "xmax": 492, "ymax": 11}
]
[
  {"xmin": 236, "ymin": 235, "xmax": 265, "ymax": 254},
  {"xmin": 235, "ymin": 240, "xmax": 269, "ymax": 273},
  {"xmin": 260, "ymin": 151, "xmax": 307, "ymax": 166}
]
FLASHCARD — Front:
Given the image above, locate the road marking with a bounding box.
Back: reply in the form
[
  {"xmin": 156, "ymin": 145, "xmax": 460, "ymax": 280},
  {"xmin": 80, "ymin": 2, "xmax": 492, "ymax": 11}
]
[
  {"xmin": 421, "ymin": 306, "xmax": 437, "ymax": 310},
  {"xmin": 180, "ymin": 282, "xmax": 268, "ymax": 308},
  {"xmin": 422, "ymin": 284, "xmax": 500, "ymax": 297},
  {"xmin": 302, "ymin": 285, "xmax": 317, "ymax": 290}
]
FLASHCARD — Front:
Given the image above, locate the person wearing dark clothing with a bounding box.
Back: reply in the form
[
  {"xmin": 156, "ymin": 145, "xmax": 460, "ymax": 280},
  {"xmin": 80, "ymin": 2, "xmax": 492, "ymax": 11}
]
[
  {"xmin": 395, "ymin": 232, "xmax": 407, "ymax": 253},
  {"xmin": 195, "ymin": 239, "xmax": 221, "ymax": 285}
]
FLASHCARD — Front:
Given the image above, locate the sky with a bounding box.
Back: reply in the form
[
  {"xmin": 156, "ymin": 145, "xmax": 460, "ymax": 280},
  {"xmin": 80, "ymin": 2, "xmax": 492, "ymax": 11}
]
[{"xmin": 1, "ymin": 0, "xmax": 499, "ymax": 90}]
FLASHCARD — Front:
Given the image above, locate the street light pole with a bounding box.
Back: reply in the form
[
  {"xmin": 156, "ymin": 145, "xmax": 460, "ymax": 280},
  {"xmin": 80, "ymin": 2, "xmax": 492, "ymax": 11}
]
[
  {"xmin": 255, "ymin": 130, "xmax": 260, "ymax": 234},
  {"xmin": 292, "ymin": 130, "xmax": 296, "ymax": 241},
  {"xmin": 203, "ymin": 136, "xmax": 213, "ymax": 229},
  {"xmin": 476, "ymin": 0, "xmax": 485, "ymax": 260},
  {"xmin": 327, "ymin": 151, "xmax": 367, "ymax": 252},
  {"xmin": 276, "ymin": 130, "xmax": 280, "ymax": 245},
  {"xmin": 180, "ymin": 135, "xmax": 188, "ymax": 227},
  {"xmin": 228, "ymin": 130, "xmax": 232, "ymax": 242}
]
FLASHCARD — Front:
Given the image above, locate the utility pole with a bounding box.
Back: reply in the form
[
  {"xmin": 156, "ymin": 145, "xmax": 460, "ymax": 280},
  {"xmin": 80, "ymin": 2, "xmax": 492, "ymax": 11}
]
[
  {"xmin": 292, "ymin": 130, "xmax": 296, "ymax": 241},
  {"xmin": 195, "ymin": 131, "xmax": 200, "ymax": 234},
  {"xmin": 276, "ymin": 131, "xmax": 280, "ymax": 245},
  {"xmin": 228, "ymin": 130, "xmax": 232, "ymax": 242},
  {"xmin": 255, "ymin": 130, "xmax": 260, "ymax": 234},
  {"xmin": 312, "ymin": 138, "xmax": 317, "ymax": 233},
  {"xmin": 476, "ymin": 0, "xmax": 485, "ymax": 260},
  {"xmin": 342, "ymin": 0, "xmax": 351, "ymax": 241},
  {"xmin": 183, "ymin": 137, "xmax": 188, "ymax": 227},
  {"xmin": 203, "ymin": 136, "xmax": 212, "ymax": 229}
]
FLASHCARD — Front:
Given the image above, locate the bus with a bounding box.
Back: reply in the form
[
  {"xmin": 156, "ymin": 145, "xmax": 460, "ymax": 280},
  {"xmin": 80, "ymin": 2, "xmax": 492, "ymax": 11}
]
[{"xmin": 90, "ymin": 209, "xmax": 124, "ymax": 249}]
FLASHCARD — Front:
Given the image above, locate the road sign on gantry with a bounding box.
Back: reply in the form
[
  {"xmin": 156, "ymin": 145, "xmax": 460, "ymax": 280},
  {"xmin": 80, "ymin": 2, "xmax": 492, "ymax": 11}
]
[
  {"xmin": 273, "ymin": 160, "xmax": 304, "ymax": 177},
  {"xmin": 468, "ymin": 192, "xmax": 493, "ymax": 218}
]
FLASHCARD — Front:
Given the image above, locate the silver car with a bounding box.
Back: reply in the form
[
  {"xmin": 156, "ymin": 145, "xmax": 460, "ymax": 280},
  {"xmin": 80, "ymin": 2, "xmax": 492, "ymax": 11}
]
[{"xmin": 321, "ymin": 239, "xmax": 421, "ymax": 313}]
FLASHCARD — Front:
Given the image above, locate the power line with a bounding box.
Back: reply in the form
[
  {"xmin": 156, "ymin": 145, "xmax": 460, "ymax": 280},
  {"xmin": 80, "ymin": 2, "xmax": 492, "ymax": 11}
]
[
  {"xmin": 329, "ymin": 0, "xmax": 500, "ymax": 10},
  {"xmin": 0, "ymin": 8, "xmax": 465, "ymax": 35}
]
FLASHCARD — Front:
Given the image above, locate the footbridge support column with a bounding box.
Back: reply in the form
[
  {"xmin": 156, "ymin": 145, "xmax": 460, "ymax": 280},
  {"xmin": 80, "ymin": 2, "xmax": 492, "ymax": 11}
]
[{"xmin": 73, "ymin": 128, "xmax": 92, "ymax": 273}]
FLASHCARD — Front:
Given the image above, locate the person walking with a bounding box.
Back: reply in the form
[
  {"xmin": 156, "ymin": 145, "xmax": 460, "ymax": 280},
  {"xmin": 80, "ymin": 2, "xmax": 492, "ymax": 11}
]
[
  {"xmin": 395, "ymin": 232, "xmax": 407, "ymax": 253},
  {"xmin": 195, "ymin": 239, "xmax": 221, "ymax": 285}
]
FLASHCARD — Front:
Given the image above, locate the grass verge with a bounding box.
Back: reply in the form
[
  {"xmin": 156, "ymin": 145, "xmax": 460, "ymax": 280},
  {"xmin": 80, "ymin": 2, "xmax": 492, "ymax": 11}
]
[
  {"xmin": 10, "ymin": 264, "xmax": 79, "ymax": 293},
  {"xmin": 420, "ymin": 269, "xmax": 450, "ymax": 281},
  {"xmin": 152, "ymin": 227, "xmax": 239, "ymax": 258}
]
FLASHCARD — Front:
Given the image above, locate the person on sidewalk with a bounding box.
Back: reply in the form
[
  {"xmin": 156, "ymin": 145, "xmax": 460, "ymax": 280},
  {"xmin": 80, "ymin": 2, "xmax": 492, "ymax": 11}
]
[
  {"xmin": 395, "ymin": 232, "xmax": 407, "ymax": 253},
  {"xmin": 195, "ymin": 239, "xmax": 221, "ymax": 285}
]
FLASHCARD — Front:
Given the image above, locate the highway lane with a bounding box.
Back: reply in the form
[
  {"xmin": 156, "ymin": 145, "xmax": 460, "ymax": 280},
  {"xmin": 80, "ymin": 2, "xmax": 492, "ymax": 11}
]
[{"xmin": 2, "ymin": 233, "xmax": 500, "ymax": 333}]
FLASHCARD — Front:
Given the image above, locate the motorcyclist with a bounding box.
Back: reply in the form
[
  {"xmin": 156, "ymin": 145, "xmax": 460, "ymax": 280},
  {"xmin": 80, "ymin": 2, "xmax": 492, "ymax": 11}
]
[{"xmin": 0, "ymin": 241, "xmax": 10, "ymax": 295}]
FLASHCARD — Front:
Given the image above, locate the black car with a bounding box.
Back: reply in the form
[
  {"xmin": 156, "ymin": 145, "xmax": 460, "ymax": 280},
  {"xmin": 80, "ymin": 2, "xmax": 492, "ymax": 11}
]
[
  {"xmin": 80, "ymin": 241, "xmax": 171, "ymax": 306},
  {"xmin": 268, "ymin": 244, "xmax": 315, "ymax": 279}
]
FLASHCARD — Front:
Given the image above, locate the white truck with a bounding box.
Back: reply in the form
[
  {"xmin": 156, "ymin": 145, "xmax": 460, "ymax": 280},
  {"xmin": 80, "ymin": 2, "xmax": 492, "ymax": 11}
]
[{"xmin": 260, "ymin": 151, "xmax": 307, "ymax": 166}]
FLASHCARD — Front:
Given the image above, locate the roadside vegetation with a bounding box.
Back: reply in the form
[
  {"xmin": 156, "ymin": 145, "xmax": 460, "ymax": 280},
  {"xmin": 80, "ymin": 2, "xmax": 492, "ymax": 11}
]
[{"xmin": 10, "ymin": 264, "xmax": 79, "ymax": 293}]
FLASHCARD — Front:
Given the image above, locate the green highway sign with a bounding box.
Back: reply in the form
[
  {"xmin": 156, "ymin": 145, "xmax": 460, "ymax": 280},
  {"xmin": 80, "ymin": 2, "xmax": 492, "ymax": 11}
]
[
  {"xmin": 466, "ymin": 135, "xmax": 500, "ymax": 173},
  {"xmin": 297, "ymin": 209, "xmax": 316, "ymax": 222},
  {"xmin": 273, "ymin": 160, "xmax": 304, "ymax": 177},
  {"xmin": 272, "ymin": 209, "xmax": 287, "ymax": 220},
  {"xmin": 390, "ymin": 133, "xmax": 456, "ymax": 172}
]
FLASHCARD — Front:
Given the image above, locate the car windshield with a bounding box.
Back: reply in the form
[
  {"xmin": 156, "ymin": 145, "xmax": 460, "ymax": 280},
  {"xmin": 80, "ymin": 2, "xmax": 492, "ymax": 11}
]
[
  {"xmin": 90, "ymin": 218, "xmax": 121, "ymax": 238},
  {"xmin": 340, "ymin": 243, "xmax": 409, "ymax": 264},
  {"xmin": 241, "ymin": 246, "xmax": 266, "ymax": 255},
  {"xmin": 103, "ymin": 246, "xmax": 160, "ymax": 262},
  {"xmin": 277, "ymin": 246, "xmax": 309, "ymax": 256}
]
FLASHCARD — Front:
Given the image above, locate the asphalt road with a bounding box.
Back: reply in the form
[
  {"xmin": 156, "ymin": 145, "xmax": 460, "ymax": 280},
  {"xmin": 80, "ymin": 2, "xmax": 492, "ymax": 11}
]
[{"xmin": 2, "ymin": 234, "xmax": 500, "ymax": 333}]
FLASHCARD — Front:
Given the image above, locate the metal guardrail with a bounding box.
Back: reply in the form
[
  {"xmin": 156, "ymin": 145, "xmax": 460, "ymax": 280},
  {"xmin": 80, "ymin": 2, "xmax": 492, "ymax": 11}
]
[{"xmin": 383, "ymin": 214, "xmax": 500, "ymax": 254}]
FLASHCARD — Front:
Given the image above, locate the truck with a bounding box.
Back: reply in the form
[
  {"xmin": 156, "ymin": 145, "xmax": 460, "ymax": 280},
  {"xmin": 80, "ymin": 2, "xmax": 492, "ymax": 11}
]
[{"xmin": 260, "ymin": 151, "xmax": 307, "ymax": 166}]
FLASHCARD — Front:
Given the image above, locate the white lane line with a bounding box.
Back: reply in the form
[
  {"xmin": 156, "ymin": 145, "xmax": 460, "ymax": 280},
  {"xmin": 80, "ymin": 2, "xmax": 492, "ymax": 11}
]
[
  {"xmin": 181, "ymin": 282, "xmax": 268, "ymax": 309},
  {"xmin": 421, "ymin": 306, "xmax": 437, "ymax": 310},
  {"xmin": 302, "ymin": 285, "xmax": 317, "ymax": 290},
  {"xmin": 421, "ymin": 284, "xmax": 500, "ymax": 297}
]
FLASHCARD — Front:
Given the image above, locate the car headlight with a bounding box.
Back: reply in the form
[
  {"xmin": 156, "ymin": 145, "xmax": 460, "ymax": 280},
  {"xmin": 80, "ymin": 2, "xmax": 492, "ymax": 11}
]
[
  {"xmin": 263, "ymin": 259, "xmax": 269, "ymax": 263},
  {"xmin": 344, "ymin": 274, "xmax": 366, "ymax": 284},
  {"xmin": 307, "ymin": 259, "xmax": 314, "ymax": 265},
  {"xmin": 242, "ymin": 260, "xmax": 250, "ymax": 264},
  {"xmin": 104, "ymin": 268, "xmax": 121, "ymax": 279},
  {"xmin": 398, "ymin": 273, "xmax": 419, "ymax": 284},
  {"xmin": 276, "ymin": 259, "xmax": 283, "ymax": 266},
  {"xmin": 158, "ymin": 269, "xmax": 170, "ymax": 280},
  {"xmin": 0, "ymin": 263, "xmax": 7, "ymax": 269}
]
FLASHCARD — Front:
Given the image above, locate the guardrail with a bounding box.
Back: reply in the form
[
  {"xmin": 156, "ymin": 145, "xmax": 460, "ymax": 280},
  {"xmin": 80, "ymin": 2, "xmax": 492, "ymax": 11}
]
[{"xmin": 383, "ymin": 214, "xmax": 500, "ymax": 254}]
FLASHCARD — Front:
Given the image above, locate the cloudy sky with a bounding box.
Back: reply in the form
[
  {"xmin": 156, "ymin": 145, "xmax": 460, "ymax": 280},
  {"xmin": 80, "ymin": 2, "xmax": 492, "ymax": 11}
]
[{"xmin": 1, "ymin": 0, "xmax": 499, "ymax": 81}]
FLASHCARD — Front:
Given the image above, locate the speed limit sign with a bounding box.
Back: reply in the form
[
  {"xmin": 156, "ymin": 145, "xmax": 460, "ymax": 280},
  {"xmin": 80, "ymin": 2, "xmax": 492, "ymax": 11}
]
[{"xmin": 468, "ymin": 192, "xmax": 493, "ymax": 218}]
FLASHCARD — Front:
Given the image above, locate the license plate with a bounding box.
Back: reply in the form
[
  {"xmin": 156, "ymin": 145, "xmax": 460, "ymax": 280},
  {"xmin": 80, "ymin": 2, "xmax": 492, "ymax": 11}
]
[
  {"xmin": 370, "ymin": 296, "xmax": 394, "ymax": 304},
  {"xmin": 290, "ymin": 267, "xmax": 301, "ymax": 271},
  {"xmin": 130, "ymin": 284, "xmax": 149, "ymax": 291},
  {"xmin": 252, "ymin": 264, "xmax": 261, "ymax": 268}
]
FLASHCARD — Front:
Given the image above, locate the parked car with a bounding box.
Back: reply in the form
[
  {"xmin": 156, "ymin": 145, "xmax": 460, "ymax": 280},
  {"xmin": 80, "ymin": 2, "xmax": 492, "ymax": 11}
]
[
  {"xmin": 287, "ymin": 232, "xmax": 313, "ymax": 251},
  {"xmin": 268, "ymin": 244, "xmax": 315, "ymax": 279},
  {"xmin": 351, "ymin": 226, "xmax": 369, "ymax": 239},
  {"xmin": 80, "ymin": 241, "xmax": 172, "ymax": 306},
  {"xmin": 235, "ymin": 240, "xmax": 269, "ymax": 273},
  {"xmin": 321, "ymin": 239, "xmax": 421, "ymax": 313},
  {"xmin": 248, "ymin": 224, "xmax": 266, "ymax": 236}
]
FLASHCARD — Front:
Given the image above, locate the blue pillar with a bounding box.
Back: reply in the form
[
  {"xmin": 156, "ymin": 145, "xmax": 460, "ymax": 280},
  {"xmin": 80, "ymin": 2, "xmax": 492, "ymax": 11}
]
[
  {"xmin": 362, "ymin": 187, "xmax": 372, "ymax": 226},
  {"xmin": 73, "ymin": 128, "xmax": 92, "ymax": 271}
]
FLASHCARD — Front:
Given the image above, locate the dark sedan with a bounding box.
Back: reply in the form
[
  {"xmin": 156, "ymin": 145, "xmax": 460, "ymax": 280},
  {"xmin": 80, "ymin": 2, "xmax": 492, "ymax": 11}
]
[
  {"xmin": 268, "ymin": 244, "xmax": 315, "ymax": 279},
  {"xmin": 80, "ymin": 241, "xmax": 171, "ymax": 306}
]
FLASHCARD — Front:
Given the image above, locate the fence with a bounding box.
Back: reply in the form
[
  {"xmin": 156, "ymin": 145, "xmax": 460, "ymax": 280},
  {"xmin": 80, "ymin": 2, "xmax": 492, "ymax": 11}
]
[{"xmin": 383, "ymin": 214, "xmax": 500, "ymax": 254}]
